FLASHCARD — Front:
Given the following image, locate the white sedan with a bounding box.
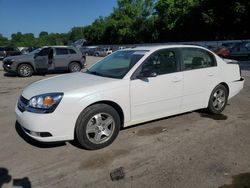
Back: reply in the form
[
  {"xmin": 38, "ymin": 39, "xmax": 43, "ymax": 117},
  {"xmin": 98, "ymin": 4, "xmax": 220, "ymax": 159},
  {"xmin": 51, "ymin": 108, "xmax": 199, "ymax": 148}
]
[{"xmin": 16, "ymin": 45, "xmax": 244, "ymax": 149}]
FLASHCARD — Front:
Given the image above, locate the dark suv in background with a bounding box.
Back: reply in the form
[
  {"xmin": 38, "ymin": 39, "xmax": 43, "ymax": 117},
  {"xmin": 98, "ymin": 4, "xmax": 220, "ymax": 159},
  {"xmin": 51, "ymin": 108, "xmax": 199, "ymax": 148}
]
[{"xmin": 0, "ymin": 46, "xmax": 21, "ymax": 59}]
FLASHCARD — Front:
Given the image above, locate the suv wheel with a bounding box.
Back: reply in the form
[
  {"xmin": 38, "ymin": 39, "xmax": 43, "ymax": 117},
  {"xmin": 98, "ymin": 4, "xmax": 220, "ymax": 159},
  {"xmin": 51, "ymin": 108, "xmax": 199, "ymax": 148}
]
[
  {"xmin": 17, "ymin": 64, "xmax": 33, "ymax": 77},
  {"xmin": 69, "ymin": 62, "xmax": 81, "ymax": 73},
  {"xmin": 75, "ymin": 104, "xmax": 121, "ymax": 150}
]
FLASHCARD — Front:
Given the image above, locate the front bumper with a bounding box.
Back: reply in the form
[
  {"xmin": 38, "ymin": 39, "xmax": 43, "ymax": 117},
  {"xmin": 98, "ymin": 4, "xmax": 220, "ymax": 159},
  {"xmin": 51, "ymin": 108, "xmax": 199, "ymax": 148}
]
[
  {"xmin": 15, "ymin": 103, "xmax": 76, "ymax": 142},
  {"xmin": 2, "ymin": 61, "xmax": 16, "ymax": 73}
]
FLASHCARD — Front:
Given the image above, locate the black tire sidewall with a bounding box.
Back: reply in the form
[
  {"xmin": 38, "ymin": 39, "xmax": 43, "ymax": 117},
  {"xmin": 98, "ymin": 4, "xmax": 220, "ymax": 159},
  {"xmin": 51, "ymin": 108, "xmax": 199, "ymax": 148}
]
[
  {"xmin": 75, "ymin": 104, "xmax": 121, "ymax": 150},
  {"xmin": 17, "ymin": 64, "xmax": 33, "ymax": 77},
  {"xmin": 207, "ymin": 84, "xmax": 228, "ymax": 114}
]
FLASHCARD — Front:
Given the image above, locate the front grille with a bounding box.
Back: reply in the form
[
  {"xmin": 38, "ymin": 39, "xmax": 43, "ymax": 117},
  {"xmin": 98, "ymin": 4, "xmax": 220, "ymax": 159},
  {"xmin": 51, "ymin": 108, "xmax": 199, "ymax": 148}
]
[{"xmin": 18, "ymin": 96, "xmax": 29, "ymax": 112}]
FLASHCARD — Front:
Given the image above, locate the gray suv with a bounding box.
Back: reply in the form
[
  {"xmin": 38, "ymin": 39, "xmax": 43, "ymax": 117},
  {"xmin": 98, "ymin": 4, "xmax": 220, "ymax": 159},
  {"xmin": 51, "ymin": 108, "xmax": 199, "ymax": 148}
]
[{"xmin": 2, "ymin": 46, "xmax": 86, "ymax": 77}]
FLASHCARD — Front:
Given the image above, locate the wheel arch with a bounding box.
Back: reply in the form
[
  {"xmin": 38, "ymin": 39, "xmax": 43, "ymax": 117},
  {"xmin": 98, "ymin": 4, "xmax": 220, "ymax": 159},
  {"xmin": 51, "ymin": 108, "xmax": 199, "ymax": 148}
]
[
  {"xmin": 86, "ymin": 100, "xmax": 125, "ymax": 128},
  {"xmin": 219, "ymin": 82, "xmax": 229, "ymax": 96},
  {"xmin": 75, "ymin": 100, "xmax": 125, "ymax": 131}
]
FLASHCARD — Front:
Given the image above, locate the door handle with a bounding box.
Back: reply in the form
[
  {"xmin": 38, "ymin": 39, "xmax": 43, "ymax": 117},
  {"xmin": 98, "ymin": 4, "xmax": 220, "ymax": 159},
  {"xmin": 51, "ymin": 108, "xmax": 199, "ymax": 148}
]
[
  {"xmin": 208, "ymin": 72, "xmax": 214, "ymax": 76},
  {"xmin": 172, "ymin": 77, "xmax": 182, "ymax": 82}
]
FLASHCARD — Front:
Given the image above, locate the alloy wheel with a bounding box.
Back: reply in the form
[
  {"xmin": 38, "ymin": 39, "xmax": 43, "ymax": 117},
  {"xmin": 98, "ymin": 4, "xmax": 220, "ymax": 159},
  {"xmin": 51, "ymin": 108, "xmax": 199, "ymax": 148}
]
[
  {"xmin": 212, "ymin": 89, "xmax": 226, "ymax": 110},
  {"xmin": 86, "ymin": 113, "xmax": 115, "ymax": 144}
]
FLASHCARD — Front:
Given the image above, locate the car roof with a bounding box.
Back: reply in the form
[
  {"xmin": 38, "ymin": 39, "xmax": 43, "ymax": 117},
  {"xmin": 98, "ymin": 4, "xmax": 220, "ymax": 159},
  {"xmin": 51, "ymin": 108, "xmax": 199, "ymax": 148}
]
[{"xmin": 127, "ymin": 44, "xmax": 208, "ymax": 52}]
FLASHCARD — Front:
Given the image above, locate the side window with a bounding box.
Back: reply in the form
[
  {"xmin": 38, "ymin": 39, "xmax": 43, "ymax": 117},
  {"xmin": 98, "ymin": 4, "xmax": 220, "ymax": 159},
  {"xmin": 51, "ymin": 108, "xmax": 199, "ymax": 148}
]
[
  {"xmin": 38, "ymin": 48, "xmax": 50, "ymax": 56},
  {"xmin": 142, "ymin": 50, "xmax": 177, "ymax": 75},
  {"xmin": 56, "ymin": 48, "xmax": 69, "ymax": 55},
  {"xmin": 69, "ymin": 49, "xmax": 77, "ymax": 54},
  {"xmin": 182, "ymin": 48, "xmax": 216, "ymax": 70}
]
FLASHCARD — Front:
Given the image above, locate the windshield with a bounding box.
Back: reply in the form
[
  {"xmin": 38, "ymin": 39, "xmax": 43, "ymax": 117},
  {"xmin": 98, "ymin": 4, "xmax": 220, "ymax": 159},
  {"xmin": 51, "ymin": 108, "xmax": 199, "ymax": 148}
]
[{"xmin": 86, "ymin": 50, "xmax": 148, "ymax": 79}]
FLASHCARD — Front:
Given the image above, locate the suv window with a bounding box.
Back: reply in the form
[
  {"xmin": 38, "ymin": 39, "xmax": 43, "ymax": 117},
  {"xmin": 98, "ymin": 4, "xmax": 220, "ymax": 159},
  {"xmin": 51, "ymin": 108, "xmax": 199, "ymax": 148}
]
[
  {"xmin": 182, "ymin": 48, "xmax": 216, "ymax": 70},
  {"xmin": 6, "ymin": 47, "xmax": 14, "ymax": 51},
  {"xmin": 56, "ymin": 48, "xmax": 68, "ymax": 55},
  {"xmin": 142, "ymin": 50, "xmax": 177, "ymax": 75},
  {"xmin": 69, "ymin": 49, "xmax": 77, "ymax": 54},
  {"xmin": 38, "ymin": 48, "xmax": 51, "ymax": 56}
]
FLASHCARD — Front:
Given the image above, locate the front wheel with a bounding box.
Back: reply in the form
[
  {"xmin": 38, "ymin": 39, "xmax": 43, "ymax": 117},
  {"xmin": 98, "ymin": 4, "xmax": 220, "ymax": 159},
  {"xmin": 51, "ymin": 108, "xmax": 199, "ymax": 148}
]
[
  {"xmin": 17, "ymin": 64, "xmax": 33, "ymax": 77},
  {"xmin": 207, "ymin": 84, "xmax": 228, "ymax": 114},
  {"xmin": 75, "ymin": 104, "xmax": 121, "ymax": 150}
]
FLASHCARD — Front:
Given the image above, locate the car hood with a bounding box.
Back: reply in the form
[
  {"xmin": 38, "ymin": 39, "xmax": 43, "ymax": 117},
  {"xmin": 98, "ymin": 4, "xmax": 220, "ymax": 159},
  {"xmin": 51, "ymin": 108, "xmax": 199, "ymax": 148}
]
[
  {"xmin": 4, "ymin": 54, "xmax": 34, "ymax": 62},
  {"xmin": 22, "ymin": 72, "xmax": 120, "ymax": 99}
]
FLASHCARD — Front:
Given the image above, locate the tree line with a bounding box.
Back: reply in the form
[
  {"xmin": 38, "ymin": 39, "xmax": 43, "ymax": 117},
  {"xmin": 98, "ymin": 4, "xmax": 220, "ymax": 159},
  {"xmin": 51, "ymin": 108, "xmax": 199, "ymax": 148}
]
[{"xmin": 0, "ymin": 0, "xmax": 250, "ymax": 47}]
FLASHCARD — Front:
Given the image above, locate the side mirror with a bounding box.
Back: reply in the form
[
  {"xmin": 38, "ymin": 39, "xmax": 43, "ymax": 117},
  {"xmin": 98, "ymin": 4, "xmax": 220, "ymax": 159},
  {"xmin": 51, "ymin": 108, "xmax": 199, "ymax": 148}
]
[
  {"xmin": 34, "ymin": 53, "xmax": 38, "ymax": 59},
  {"xmin": 137, "ymin": 68, "xmax": 157, "ymax": 79}
]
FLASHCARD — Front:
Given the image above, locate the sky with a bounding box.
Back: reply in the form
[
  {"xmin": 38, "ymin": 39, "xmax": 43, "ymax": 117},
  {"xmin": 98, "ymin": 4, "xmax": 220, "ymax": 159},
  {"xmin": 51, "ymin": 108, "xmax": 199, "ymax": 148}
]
[{"xmin": 0, "ymin": 0, "xmax": 117, "ymax": 38}]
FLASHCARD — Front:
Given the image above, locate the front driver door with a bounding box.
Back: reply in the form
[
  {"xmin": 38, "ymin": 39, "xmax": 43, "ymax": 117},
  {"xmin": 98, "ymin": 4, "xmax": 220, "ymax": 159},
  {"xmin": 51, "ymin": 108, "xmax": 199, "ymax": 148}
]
[
  {"xmin": 130, "ymin": 49, "xmax": 183, "ymax": 123},
  {"xmin": 34, "ymin": 47, "xmax": 51, "ymax": 73}
]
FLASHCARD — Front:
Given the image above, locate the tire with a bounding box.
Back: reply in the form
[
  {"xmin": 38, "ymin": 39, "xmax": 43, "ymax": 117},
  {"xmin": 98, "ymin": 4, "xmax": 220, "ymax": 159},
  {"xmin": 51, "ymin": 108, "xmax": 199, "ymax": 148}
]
[
  {"xmin": 75, "ymin": 104, "xmax": 121, "ymax": 150},
  {"xmin": 207, "ymin": 84, "xmax": 228, "ymax": 114},
  {"xmin": 17, "ymin": 64, "xmax": 33, "ymax": 77},
  {"xmin": 95, "ymin": 53, "xmax": 99, "ymax": 57},
  {"xmin": 69, "ymin": 62, "xmax": 81, "ymax": 73}
]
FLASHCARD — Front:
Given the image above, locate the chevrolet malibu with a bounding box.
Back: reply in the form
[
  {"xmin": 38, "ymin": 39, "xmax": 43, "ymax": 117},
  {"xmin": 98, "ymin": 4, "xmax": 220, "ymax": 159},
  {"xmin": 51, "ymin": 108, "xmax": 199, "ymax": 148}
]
[{"xmin": 16, "ymin": 45, "xmax": 244, "ymax": 150}]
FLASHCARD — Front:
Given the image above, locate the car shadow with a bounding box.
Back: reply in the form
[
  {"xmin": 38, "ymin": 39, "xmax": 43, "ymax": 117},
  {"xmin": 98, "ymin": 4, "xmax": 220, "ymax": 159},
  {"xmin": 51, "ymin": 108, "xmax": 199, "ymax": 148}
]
[
  {"xmin": 3, "ymin": 72, "xmax": 17, "ymax": 77},
  {"xmin": 196, "ymin": 109, "xmax": 228, "ymax": 120},
  {"xmin": 15, "ymin": 121, "xmax": 66, "ymax": 148}
]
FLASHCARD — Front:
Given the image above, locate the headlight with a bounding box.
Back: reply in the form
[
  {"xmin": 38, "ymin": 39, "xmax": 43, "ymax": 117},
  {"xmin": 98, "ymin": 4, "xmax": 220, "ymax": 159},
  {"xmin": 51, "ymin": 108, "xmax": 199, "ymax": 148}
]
[{"xmin": 27, "ymin": 93, "xmax": 63, "ymax": 113}]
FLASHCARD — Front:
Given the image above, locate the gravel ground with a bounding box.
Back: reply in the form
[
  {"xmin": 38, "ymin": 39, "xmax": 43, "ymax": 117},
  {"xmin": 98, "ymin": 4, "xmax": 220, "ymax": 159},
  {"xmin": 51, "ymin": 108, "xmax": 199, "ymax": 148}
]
[{"xmin": 0, "ymin": 57, "xmax": 250, "ymax": 188}]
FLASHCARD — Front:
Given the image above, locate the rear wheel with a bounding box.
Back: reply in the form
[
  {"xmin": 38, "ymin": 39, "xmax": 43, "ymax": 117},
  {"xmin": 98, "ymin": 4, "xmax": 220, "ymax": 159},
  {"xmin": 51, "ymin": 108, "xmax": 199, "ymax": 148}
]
[
  {"xmin": 75, "ymin": 104, "xmax": 121, "ymax": 150},
  {"xmin": 207, "ymin": 84, "xmax": 228, "ymax": 114},
  {"xmin": 17, "ymin": 64, "xmax": 33, "ymax": 77},
  {"xmin": 69, "ymin": 62, "xmax": 81, "ymax": 73}
]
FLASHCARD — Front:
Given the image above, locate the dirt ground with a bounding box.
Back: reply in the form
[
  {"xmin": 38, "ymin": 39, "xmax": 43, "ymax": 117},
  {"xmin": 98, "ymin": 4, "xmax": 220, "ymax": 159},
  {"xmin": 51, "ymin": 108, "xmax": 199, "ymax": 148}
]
[{"xmin": 0, "ymin": 57, "xmax": 250, "ymax": 188}]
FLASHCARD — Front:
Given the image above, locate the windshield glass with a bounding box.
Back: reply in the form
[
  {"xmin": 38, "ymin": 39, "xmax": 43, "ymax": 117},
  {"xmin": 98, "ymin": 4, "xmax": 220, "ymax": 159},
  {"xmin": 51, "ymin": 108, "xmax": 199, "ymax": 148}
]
[
  {"xmin": 29, "ymin": 48, "xmax": 41, "ymax": 55},
  {"xmin": 86, "ymin": 50, "xmax": 148, "ymax": 79}
]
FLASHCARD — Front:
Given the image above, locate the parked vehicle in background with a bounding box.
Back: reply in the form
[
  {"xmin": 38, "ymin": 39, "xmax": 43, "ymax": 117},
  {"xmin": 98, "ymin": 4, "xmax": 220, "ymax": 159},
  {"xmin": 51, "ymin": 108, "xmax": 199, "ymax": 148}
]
[
  {"xmin": 0, "ymin": 46, "xmax": 21, "ymax": 59},
  {"xmin": 94, "ymin": 47, "xmax": 113, "ymax": 56},
  {"xmin": 221, "ymin": 42, "xmax": 242, "ymax": 50},
  {"xmin": 212, "ymin": 46, "xmax": 230, "ymax": 58},
  {"xmin": 15, "ymin": 45, "xmax": 244, "ymax": 149},
  {"xmin": 229, "ymin": 42, "xmax": 250, "ymax": 60},
  {"xmin": 3, "ymin": 46, "xmax": 86, "ymax": 77},
  {"xmin": 81, "ymin": 46, "xmax": 98, "ymax": 56}
]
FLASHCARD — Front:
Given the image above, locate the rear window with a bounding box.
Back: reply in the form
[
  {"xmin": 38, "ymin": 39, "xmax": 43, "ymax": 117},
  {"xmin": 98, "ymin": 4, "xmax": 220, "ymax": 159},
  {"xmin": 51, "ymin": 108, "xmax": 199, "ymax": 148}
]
[
  {"xmin": 56, "ymin": 48, "xmax": 68, "ymax": 55},
  {"xmin": 182, "ymin": 48, "xmax": 216, "ymax": 70}
]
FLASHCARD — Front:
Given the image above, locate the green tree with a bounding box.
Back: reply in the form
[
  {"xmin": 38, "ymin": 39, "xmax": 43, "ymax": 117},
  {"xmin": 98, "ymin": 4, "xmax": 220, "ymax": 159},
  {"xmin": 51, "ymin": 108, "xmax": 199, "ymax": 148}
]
[
  {"xmin": 68, "ymin": 27, "xmax": 84, "ymax": 42},
  {"xmin": 0, "ymin": 34, "xmax": 9, "ymax": 46}
]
